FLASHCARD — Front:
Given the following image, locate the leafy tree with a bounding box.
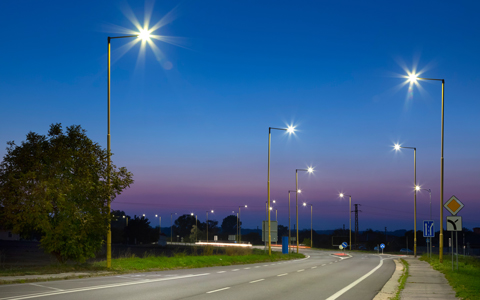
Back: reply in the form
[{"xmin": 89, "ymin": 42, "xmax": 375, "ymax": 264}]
[
  {"xmin": 174, "ymin": 214, "xmax": 198, "ymax": 238},
  {"xmin": 221, "ymin": 215, "xmax": 239, "ymax": 235},
  {"xmin": 124, "ymin": 215, "xmax": 158, "ymax": 244},
  {"xmin": 0, "ymin": 124, "xmax": 133, "ymax": 263}
]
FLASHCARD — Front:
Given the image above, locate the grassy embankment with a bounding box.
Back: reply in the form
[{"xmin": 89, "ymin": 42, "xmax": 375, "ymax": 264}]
[
  {"xmin": 421, "ymin": 254, "xmax": 480, "ymax": 300},
  {"xmin": 0, "ymin": 247, "xmax": 304, "ymax": 279}
]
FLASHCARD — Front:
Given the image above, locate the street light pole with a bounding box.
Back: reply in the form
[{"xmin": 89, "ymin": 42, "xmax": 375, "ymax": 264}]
[
  {"xmin": 407, "ymin": 74, "xmax": 445, "ymax": 262},
  {"xmin": 267, "ymin": 126, "xmax": 295, "ymax": 255},
  {"xmin": 238, "ymin": 205, "xmax": 246, "ymax": 243},
  {"xmin": 206, "ymin": 210, "xmax": 213, "ymax": 243},
  {"xmin": 288, "ymin": 189, "xmax": 300, "ymax": 252},
  {"xmin": 394, "ymin": 144, "xmax": 417, "ymax": 257},
  {"xmin": 295, "ymin": 167, "xmax": 314, "ymax": 253}
]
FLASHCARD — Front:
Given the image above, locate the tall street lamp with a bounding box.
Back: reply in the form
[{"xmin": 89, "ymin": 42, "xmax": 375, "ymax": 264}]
[
  {"xmin": 106, "ymin": 30, "xmax": 152, "ymax": 268},
  {"xmin": 407, "ymin": 73, "xmax": 445, "ymax": 262},
  {"xmin": 296, "ymin": 167, "xmax": 314, "ymax": 253},
  {"xmin": 394, "ymin": 144, "xmax": 418, "ymax": 257},
  {"xmin": 206, "ymin": 210, "xmax": 214, "ymax": 243},
  {"xmin": 155, "ymin": 214, "xmax": 161, "ymax": 234},
  {"xmin": 339, "ymin": 193, "xmax": 352, "ymax": 250},
  {"xmin": 288, "ymin": 189, "xmax": 300, "ymax": 251},
  {"xmin": 267, "ymin": 126, "xmax": 295, "ymax": 255},
  {"xmin": 303, "ymin": 203, "xmax": 313, "ymax": 248},
  {"xmin": 238, "ymin": 205, "xmax": 247, "ymax": 243}
]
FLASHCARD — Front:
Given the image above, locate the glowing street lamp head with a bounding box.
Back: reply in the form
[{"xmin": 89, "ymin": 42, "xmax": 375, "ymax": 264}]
[
  {"xmin": 142, "ymin": 214, "xmax": 145, "ymax": 217},
  {"xmin": 394, "ymin": 144, "xmax": 401, "ymax": 151},
  {"xmin": 340, "ymin": 193, "xmax": 344, "ymax": 198},
  {"xmin": 415, "ymin": 185, "xmax": 421, "ymax": 191},
  {"xmin": 244, "ymin": 205, "xmax": 247, "ymax": 208},
  {"xmin": 286, "ymin": 126, "xmax": 296, "ymax": 134},
  {"xmin": 307, "ymin": 167, "xmax": 314, "ymax": 173},
  {"xmin": 211, "ymin": 210, "xmax": 214, "ymax": 213},
  {"xmin": 273, "ymin": 200, "xmax": 276, "ymax": 204},
  {"xmin": 155, "ymin": 214, "xmax": 158, "ymax": 217},
  {"xmin": 408, "ymin": 73, "xmax": 418, "ymax": 83},
  {"xmin": 191, "ymin": 213, "xmax": 194, "ymax": 216},
  {"xmin": 269, "ymin": 207, "xmax": 273, "ymax": 210},
  {"xmin": 138, "ymin": 29, "xmax": 151, "ymax": 41},
  {"xmin": 297, "ymin": 189, "xmax": 302, "ymax": 193},
  {"xmin": 303, "ymin": 203, "xmax": 306, "ymax": 207}
]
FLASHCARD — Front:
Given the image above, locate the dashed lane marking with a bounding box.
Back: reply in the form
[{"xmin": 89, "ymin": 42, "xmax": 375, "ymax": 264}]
[
  {"xmin": 297, "ymin": 269, "xmax": 305, "ymax": 272},
  {"xmin": 29, "ymin": 284, "xmax": 63, "ymax": 292},
  {"xmin": 217, "ymin": 271, "xmax": 226, "ymax": 273},
  {"xmin": 277, "ymin": 273, "xmax": 288, "ymax": 277},
  {"xmin": 206, "ymin": 287, "xmax": 230, "ymax": 294},
  {"xmin": 249, "ymin": 279, "xmax": 265, "ymax": 283}
]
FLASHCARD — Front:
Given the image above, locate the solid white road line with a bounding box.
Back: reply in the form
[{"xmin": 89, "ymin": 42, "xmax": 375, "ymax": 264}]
[
  {"xmin": 1, "ymin": 273, "xmax": 210, "ymax": 300},
  {"xmin": 326, "ymin": 258, "xmax": 384, "ymax": 300},
  {"xmin": 249, "ymin": 279, "xmax": 265, "ymax": 283},
  {"xmin": 206, "ymin": 287, "xmax": 230, "ymax": 294},
  {"xmin": 28, "ymin": 284, "xmax": 63, "ymax": 292},
  {"xmin": 277, "ymin": 273, "xmax": 288, "ymax": 277}
]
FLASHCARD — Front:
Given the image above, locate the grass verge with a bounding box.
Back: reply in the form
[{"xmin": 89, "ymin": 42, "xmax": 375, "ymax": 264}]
[
  {"xmin": 391, "ymin": 258, "xmax": 409, "ymax": 300},
  {"xmin": 420, "ymin": 254, "xmax": 480, "ymax": 300},
  {"xmin": 0, "ymin": 248, "xmax": 304, "ymax": 283}
]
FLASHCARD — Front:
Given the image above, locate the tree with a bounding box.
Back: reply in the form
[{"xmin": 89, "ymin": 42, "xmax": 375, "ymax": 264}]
[
  {"xmin": 0, "ymin": 124, "xmax": 133, "ymax": 263},
  {"xmin": 221, "ymin": 215, "xmax": 239, "ymax": 235},
  {"xmin": 174, "ymin": 214, "xmax": 197, "ymax": 238},
  {"xmin": 125, "ymin": 215, "xmax": 158, "ymax": 244}
]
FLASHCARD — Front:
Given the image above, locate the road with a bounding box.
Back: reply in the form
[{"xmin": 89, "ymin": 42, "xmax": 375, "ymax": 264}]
[{"xmin": 0, "ymin": 249, "xmax": 398, "ymax": 300}]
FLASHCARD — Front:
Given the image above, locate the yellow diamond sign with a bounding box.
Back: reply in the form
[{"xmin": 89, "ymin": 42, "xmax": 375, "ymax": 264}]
[{"xmin": 444, "ymin": 195, "xmax": 464, "ymax": 216}]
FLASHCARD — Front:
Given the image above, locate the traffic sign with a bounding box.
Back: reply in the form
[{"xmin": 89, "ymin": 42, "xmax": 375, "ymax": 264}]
[
  {"xmin": 380, "ymin": 243, "xmax": 385, "ymax": 249},
  {"xmin": 339, "ymin": 245, "xmax": 344, "ymax": 250},
  {"xmin": 341, "ymin": 242, "xmax": 348, "ymax": 248},
  {"xmin": 447, "ymin": 216, "xmax": 462, "ymax": 231},
  {"xmin": 444, "ymin": 195, "xmax": 464, "ymax": 216},
  {"xmin": 423, "ymin": 220, "xmax": 435, "ymax": 237}
]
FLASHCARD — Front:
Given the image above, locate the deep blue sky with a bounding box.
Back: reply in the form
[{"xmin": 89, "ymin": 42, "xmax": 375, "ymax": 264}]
[{"xmin": 1, "ymin": 1, "xmax": 479, "ymax": 231}]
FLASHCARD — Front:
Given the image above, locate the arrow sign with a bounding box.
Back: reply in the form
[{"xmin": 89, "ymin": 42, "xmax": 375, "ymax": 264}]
[
  {"xmin": 380, "ymin": 243, "xmax": 385, "ymax": 249},
  {"xmin": 447, "ymin": 216, "xmax": 462, "ymax": 231}
]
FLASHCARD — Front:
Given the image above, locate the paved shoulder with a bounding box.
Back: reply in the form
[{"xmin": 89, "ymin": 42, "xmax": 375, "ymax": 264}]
[{"xmin": 401, "ymin": 258, "xmax": 457, "ymax": 300}]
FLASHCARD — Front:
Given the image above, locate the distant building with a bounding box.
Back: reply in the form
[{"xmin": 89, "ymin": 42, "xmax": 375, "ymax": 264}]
[
  {"xmin": 473, "ymin": 227, "xmax": 480, "ymax": 235},
  {"xmin": 0, "ymin": 230, "xmax": 20, "ymax": 241}
]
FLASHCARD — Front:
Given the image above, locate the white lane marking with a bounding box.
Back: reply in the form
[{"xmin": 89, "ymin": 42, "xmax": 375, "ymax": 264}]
[
  {"xmin": 321, "ymin": 264, "xmax": 326, "ymax": 266},
  {"xmin": 217, "ymin": 271, "xmax": 226, "ymax": 273},
  {"xmin": 254, "ymin": 266, "xmax": 260, "ymax": 268},
  {"xmin": 1, "ymin": 273, "xmax": 209, "ymax": 300},
  {"xmin": 325, "ymin": 258, "xmax": 384, "ymax": 300},
  {"xmin": 263, "ymin": 265, "xmax": 269, "ymax": 267},
  {"xmin": 28, "ymin": 284, "xmax": 63, "ymax": 292},
  {"xmin": 231, "ymin": 269, "xmax": 239, "ymax": 272},
  {"xmin": 311, "ymin": 266, "xmax": 317, "ymax": 269},
  {"xmin": 244, "ymin": 267, "xmax": 251, "ymax": 270},
  {"xmin": 277, "ymin": 273, "xmax": 288, "ymax": 277},
  {"xmin": 249, "ymin": 279, "xmax": 265, "ymax": 283},
  {"xmin": 206, "ymin": 287, "xmax": 230, "ymax": 294},
  {"xmin": 270, "ymin": 264, "xmax": 275, "ymax": 266},
  {"xmin": 297, "ymin": 269, "xmax": 305, "ymax": 272}
]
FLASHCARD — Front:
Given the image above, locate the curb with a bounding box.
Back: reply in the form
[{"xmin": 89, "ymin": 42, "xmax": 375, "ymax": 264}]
[{"xmin": 373, "ymin": 259, "xmax": 403, "ymax": 300}]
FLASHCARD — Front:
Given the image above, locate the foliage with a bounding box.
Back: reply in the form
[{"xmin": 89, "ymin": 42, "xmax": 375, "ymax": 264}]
[
  {"xmin": 302, "ymin": 238, "xmax": 311, "ymax": 247},
  {"xmin": 421, "ymin": 254, "xmax": 480, "ymax": 300},
  {"xmin": 174, "ymin": 214, "xmax": 199, "ymax": 238},
  {"xmin": 0, "ymin": 124, "xmax": 133, "ymax": 263},
  {"xmin": 221, "ymin": 215, "xmax": 239, "ymax": 235},
  {"xmin": 124, "ymin": 215, "xmax": 158, "ymax": 244},
  {"xmin": 392, "ymin": 258, "xmax": 409, "ymax": 300}
]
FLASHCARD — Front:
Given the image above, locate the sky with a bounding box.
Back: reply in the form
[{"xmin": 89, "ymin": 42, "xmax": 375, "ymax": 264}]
[{"xmin": 1, "ymin": 0, "xmax": 479, "ymax": 231}]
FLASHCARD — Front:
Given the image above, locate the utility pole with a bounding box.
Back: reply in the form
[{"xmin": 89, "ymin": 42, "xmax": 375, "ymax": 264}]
[{"xmin": 353, "ymin": 204, "xmax": 361, "ymax": 249}]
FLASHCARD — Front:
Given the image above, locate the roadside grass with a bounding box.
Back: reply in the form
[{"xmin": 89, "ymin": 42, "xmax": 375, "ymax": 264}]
[
  {"xmin": 420, "ymin": 254, "xmax": 480, "ymax": 300},
  {"xmin": 94, "ymin": 248, "xmax": 304, "ymax": 272},
  {"xmin": 391, "ymin": 258, "xmax": 409, "ymax": 300},
  {"xmin": 0, "ymin": 248, "xmax": 304, "ymax": 279}
]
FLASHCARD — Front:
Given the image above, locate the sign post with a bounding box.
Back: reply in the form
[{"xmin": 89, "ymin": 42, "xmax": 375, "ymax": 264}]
[
  {"xmin": 444, "ymin": 195, "xmax": 464, "ymax": 271},
  {"xmin": 423, "ymin": 220, "xmax": 434, "ymax": 258},
  {"xmin": 380, "ymin": 243, "xmax": 385, "ymax": 254}
]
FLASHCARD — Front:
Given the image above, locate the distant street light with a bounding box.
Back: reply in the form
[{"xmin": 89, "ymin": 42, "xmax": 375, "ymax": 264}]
[
  {"xmin": 406, "ymin": 72, "xmax": 445, "ymax": 262},
  {"xmin": 303, "ymin": 203, "xmax": 313, "ymax": 248},
  {"xmin": 417, "ymin": 186, "xmax": 433, "ymax": 257},
  {"xmin": 238, "ymin": 205, "xmax": 247, "ymax": 243},
  {"xmin": 339, "ymin": 193, "xmax": 352, "ymax": 250},
  {"xmin": 288, "ymin": 189, "xmax": 300, "ymax": 251},
  {"xmin": 206, "ymin": 210, "xmax": 214, "ymax": 243},
  {"xmin": 394, "ymin": 144, "xmax": 418, "ymax": 257},
  {"xmin": 295, "ymin": 168, "xmax": 313, "ymax": 253},
  {"xmin": 156, "ymin": 214, "xmax": 161, "ymax": 234},
  {"xmin": 267, "ymin": 125, "xmax": 295, "ymax": 255}
]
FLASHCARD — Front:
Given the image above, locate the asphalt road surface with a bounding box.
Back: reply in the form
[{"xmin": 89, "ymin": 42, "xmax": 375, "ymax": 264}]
[{"xmin": 0, "ymin": 249, "xmax": 398, "ymax": 300}]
